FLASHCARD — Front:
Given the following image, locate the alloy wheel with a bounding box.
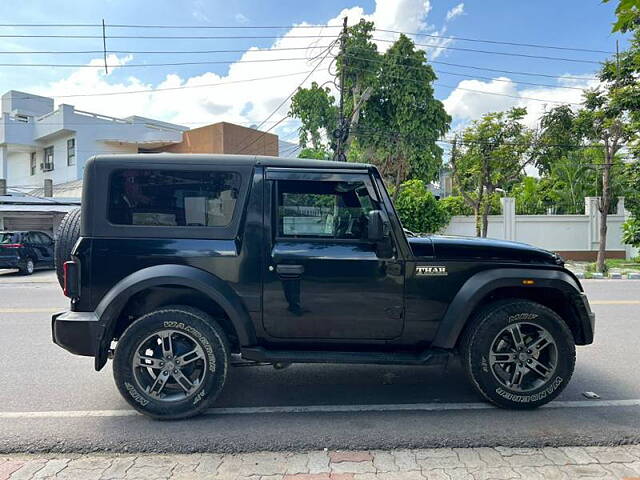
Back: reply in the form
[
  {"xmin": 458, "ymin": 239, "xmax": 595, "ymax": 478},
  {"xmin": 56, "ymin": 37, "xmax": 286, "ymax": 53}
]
[
  {"xmin": 132, "ymin": 329, "xmax": 209, "ymax": 402},
  {"xmin": 489, "ymin": 322, "xmax": 558, "ymax": 393}
]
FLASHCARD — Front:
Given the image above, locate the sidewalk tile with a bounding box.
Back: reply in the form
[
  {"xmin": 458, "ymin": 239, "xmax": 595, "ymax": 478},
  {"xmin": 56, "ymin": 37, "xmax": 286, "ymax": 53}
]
[
  {"xmin": 475, "ymin": 448, "xmax": 508, "ymax": 467},
  {"xmin": 534, "ymin": 466, "xmax": 569, "ymax": 480},
  {"xmin": 372, "ymin": 452, "xmax": 398, "ymax": 472},
  {"xmin": 330, "ymin": 461, "xmax": 375, "ymax": 474},
  {"xmin": 307, "ymin": 452, "xmax": 330, "ymax": 474},
  {"xmin": 558, "ymin": 447, "xmax": 598, "ymax": 465},
  {"xmin": 418, "ymin": 456, "xmax": 463, "ymax": 469},
  {"xmin": 218, "ymin": 452, "xmax": 288, "ymax": 477},
  {"xmin": 99, "ymin": 457, "xmax": 135, "ymax": 479},
  {"xmin": 422, "ymin": 469, "xmax": 449, "ymax": 480},
  {"xmin": 194, "ymin": 454, "xmax": 223, "ymax": 474},
  {"xmin": 541, "ymin": 448, "xmax": 574, "ymax": 466},
  {"xmin": 582, "ymin": 446, "xmax": 639, "ymax": 463},
  {"xmin": 0, "ymin": 461, "xmax": 24, "ymax": 480},
  {"xmin": 559, "ymin": 464, "xmax": 609, "ymax": 478},
  {"xmin": 454, "ymin": 448, "xmax": 487, "ymax": 468},
  {"xmin": 504, "ymin": 453, "xmax": 553, "ymax": 467},
  {"xmin": 31, "ymin": 458, "xmax": 70, "ymax": 478},
  {"xmin": 441, "ymin": 467, "xmax": 475, "ymax": 480},
  {"xmin": 330, "ymin": 452, "xmax": 372, "ymax": 463},
  {"xmin": 602, "ymin": 462, "xmax": 640, "ymax": 479},
  {"xmin": 283, "ymin": 474, "xmax": 354, "ymax": 480},
  {"xmin": 285, "ymin": 453, "xmax": 309, "ymax": 475},
  {"xmin": 472, "ymin": 466, "xmax": 520, "ymax": 480},
  {"xmin": 5, "ymin": 460, "xmax": 46, "ymax": 480},
  {"xmin": 391, "ymin": 451, "xmax": 419, "ymax": 471},
  {"xmin": 415, "ymin": 449, "xmax": 456, "ymax": 459}
]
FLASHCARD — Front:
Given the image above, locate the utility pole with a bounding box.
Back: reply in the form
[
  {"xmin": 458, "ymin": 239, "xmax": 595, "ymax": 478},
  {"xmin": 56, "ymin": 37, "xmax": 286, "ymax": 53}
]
[{"xmin": 333, "ymin": 16, "xmax": 348, "ymax": 162}]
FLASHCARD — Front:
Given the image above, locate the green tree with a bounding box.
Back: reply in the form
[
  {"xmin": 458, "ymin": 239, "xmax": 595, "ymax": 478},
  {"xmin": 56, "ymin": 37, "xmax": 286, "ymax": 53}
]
[
  {"xmin": 604, "ymin": 0, "xmax": 640, "ymax": 33},
  {"xmin": 358, "ymin": 34, "xmax": 450, "ymax": 194},
  {"xmin": 450, "ymin": 107, "xmax": 534, "ymax": 237},
  {"xmin": 289, "ymin": 82, "xmax": 338, "ymax": 152},
  {"xmin": 393, "ymin": 179, "xmax": 451, "ymax": 234}
]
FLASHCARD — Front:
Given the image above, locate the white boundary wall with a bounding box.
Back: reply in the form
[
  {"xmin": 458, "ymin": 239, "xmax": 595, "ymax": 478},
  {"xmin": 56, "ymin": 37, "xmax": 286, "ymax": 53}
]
[{"xmin": 443, "ymin": 197, "xmax": 638, "ymax": 260}]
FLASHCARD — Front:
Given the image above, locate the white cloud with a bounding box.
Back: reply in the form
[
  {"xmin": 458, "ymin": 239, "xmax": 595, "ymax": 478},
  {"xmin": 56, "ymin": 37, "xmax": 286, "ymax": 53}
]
[
  {"xmin": 445, "ymin": 3, "xmax": 464, "ymax": 22},
  {"xmin": 443, "ymin": 74, "xmax": 600, "ymax": 129},
  {"xmin": 235, "ymin": 13, "xmax": 249, "ymax": 24}
]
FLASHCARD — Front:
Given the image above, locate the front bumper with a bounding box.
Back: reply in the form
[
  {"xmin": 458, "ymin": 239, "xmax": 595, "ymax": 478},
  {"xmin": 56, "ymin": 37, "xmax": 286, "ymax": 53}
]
[{"xmin": 52, "ymin": 311, "xmax": 103, "ymax": 357}]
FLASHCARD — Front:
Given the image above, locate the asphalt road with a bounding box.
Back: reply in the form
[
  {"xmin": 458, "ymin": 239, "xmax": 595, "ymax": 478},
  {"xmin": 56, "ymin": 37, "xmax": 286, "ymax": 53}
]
[{"xmin": 0, "ymin": 269, "xmax": 639, "ymax": 453}]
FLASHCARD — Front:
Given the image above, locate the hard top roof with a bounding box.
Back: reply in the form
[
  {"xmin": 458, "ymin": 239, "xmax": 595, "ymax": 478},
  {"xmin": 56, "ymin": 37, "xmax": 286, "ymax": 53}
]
[{"xmin": 89, "ymin": 153, "xmax": 372, "ymax": 170}]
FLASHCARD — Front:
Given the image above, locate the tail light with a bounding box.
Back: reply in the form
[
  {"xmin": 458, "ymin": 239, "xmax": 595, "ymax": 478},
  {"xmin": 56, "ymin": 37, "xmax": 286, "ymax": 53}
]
[
  {"xmin": 63, "ymin": 261, "xmax": 80, "ymax": 298},
  {"xmin": 0, "ymin": 243, "xmax": 23, "ymax": 248}
]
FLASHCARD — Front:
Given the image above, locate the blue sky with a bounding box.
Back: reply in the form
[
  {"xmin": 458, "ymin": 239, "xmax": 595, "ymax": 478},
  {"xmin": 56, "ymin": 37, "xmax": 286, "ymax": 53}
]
[{"xmin": 0, "ymin": 0, "xmax": 627, "ymax": 142}]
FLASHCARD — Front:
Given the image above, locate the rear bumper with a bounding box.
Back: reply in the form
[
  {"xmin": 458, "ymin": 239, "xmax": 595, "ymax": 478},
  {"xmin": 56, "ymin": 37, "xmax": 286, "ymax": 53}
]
[
  {"xmin": 51, "ymin": 310, "xmax": 103, "ymax": 357},
  {"xmin": 0, "ymin": 258, "xmax": 20, "ymax": 268}
]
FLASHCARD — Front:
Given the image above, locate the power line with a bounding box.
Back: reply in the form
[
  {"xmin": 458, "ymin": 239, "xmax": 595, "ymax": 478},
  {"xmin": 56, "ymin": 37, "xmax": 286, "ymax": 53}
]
[
  {"xmin": 15, "ymin": 70, "xmax": 316, "ymax": 99},
  {"xmin": 0, "ymin": 22, "xmax": 612, "ymax": 54},
  {"xmin": 0, "ymin": 56, "xmax": 321, "ymax": 68},
  {"xmin": 343, "ymin": 63, "xmax": 583, "ymax": 105},
  {"xmin": 375, "ymin": 29, "xmax": 614, "ymax": 55},
  {"xmin": 0, "ymin": 45, "xmax": 333, "ymax": 55},
  {"xmin": 429, "ymin": 60, "xmax": 598, "ymax": 81},
  {"xmin": 0, "ymin": 23, "xmax": 340, "ymax": 29},
  {"xmin": 436, "ymin": 69, "xmax": 589, "ymax": 90},
  {"xmin": 372, "ymin": 38, "xmax": 604, "ymax": 65},
  {"xmin": 235, "ymin": 38, "xmax": 339, "ymax": 154},
  {"xmin": 0, "ymin": 33, "xmax": 340, "ymax": 39}
]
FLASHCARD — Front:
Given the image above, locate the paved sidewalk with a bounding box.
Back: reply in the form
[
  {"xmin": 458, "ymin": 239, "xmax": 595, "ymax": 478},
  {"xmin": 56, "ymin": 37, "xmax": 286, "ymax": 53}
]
[{"xmin": 2, "ymin": 445, "xmax": 640, "ymax": 479}]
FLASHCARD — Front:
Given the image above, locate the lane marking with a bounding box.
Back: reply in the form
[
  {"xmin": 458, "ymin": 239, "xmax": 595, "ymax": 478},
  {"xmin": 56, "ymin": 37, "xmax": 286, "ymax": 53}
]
[
  {"xmin": 0, "ymin": 308, "xmax": 64, "ymax": 313},
  {"xmin": 589, "ymin": 300, "xmax": 640, "ymax": 305},
  {"xmin": 0, "ymin": 399, "xmax": 639, "ymax": 419}
]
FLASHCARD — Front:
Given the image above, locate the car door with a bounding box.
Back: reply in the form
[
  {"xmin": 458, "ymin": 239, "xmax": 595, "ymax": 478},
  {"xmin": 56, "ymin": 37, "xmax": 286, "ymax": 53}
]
[
  {"xmin": 262, "ymin": 169, "xmax": 405, "ymax": 341},
  {"xmin": 37, "ymin": 232, "xmax": 55, "ymax": 266}
]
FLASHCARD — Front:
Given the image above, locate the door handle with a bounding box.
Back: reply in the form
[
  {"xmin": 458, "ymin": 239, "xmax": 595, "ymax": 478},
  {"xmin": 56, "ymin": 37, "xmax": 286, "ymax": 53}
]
[{"xmin": 276, "ymin": 264, "xmax": 304, "ymax": 278}]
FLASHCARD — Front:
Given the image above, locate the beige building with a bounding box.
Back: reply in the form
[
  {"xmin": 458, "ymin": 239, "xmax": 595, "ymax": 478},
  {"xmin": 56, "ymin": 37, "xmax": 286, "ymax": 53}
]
[{"xmin": 155, "ymin": 122, "xmax": 278, "ymax": 156}]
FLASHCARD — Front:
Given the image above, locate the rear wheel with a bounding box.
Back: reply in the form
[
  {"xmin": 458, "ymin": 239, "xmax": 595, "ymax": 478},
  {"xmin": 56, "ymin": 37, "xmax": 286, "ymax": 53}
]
[
  {"xmin": 113, "ymin": 306, "xmax": 230, "ymax": 419},
  {"xmin": 54, "ymin": 208, "xmax": 81, "ymax": 288},
  {"xmin": 19, "ymin": 258, "xmax": 35, "ymax": 275},
  {"xmin": 461, "ymin": 299, "xmax": 575, "ymax": 409}
]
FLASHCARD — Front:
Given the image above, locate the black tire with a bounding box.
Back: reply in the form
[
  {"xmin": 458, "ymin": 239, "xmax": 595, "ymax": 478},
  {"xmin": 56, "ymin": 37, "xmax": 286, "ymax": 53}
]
[
  {"xmin": 54, "ymin": 208, "xmax": 81, "ymax": 288},
  {"xmin": 460, "ymin": 299, "xmax": 575, "ymax": 409},
  {"xmin": 113, "ymin": 306, "xmax": 230, "ymax": 420},
  {"xmin": 19, "ymin": 257, "xmax": 35, "ymax": 275}
]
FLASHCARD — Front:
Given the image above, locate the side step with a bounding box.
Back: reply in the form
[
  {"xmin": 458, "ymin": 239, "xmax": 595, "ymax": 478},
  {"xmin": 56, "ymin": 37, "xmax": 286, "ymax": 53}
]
[{"xmin": 240, "ymin": 347, "xmax": 451, "ymax": 367}]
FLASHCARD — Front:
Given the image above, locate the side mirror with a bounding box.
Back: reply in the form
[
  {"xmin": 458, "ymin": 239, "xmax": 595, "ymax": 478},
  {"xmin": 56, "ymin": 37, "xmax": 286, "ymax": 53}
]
[{"xmin": 367, "ymin": 210, "xmax": 389, "ymax": 242}]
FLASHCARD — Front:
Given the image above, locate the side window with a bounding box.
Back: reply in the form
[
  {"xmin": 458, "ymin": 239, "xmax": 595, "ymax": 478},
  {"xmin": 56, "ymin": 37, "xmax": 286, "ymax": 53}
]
[
  {"xmin": 25, "ymin": 233, "xmax": 38, "ymax": 244},
  {"xmin": 108, "ymin": 169, "xmax": 241, "ymax": 227},
  {"xmin": 67, "ymin": 139, "xmax": 76, "ymax": 166},
  {"xmin": 37, "ymin": 232, "xmax": 52, "ymax": 244},
  {"xmin": 276, "ymin": 180, "xmax": 376, "ymax": 240}
]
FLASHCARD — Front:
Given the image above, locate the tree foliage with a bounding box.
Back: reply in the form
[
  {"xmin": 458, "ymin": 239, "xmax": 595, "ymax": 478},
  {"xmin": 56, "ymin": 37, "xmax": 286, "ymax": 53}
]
[
  {"xmin": 604, "ymin": 0, "xmax": 640, "ymax": 33},
  {"xmin": 450, "ymin": 107, "xmax": 534, "ymax": 237},
  {"xmin": 289, "ymin": 82, "xmax": 337, "ymax": 152},
  {"xmin": 393, "ymin": 180, "xmax": 451, "ymax": 234}
]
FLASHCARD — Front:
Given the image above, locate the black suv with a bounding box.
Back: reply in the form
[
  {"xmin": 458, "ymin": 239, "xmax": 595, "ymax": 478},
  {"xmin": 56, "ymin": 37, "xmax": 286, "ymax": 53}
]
[
  {"xmin": 52, "ymin": 154, "xmax": 595, "ymax": 419},
  {"xmin": 0, "ymin": 230, "xmax": 55, "ymax": 275}
]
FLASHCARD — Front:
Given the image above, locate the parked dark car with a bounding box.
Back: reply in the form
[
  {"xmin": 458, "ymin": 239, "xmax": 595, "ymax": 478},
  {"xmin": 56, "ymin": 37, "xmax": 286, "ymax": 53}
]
[
  {"xmin": 0, "ymin": 230, "xmax": 55, "ymax": 275},
  {"xmin": 52, "ymin": 154, "xmax": 595, "ymax": 419}
]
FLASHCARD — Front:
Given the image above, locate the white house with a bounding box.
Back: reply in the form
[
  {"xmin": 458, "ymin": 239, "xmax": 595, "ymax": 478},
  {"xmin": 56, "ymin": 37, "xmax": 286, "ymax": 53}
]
[
  {"xmin": 0, "ymin": 90, "xmax": 188, "ymax": 193},
  {"xmin": 0, "ymin": 90, "xmax": 188, "ymax": 233}
]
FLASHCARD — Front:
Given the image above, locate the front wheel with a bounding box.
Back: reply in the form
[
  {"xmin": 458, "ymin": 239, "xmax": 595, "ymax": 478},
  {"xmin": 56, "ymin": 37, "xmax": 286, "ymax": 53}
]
[
  {"xmin": 461, "ymin": 299, "xmax": 575, "ymax": 409},
  {"xmin": 113, "ymin": 306, "xmax": 230, "ymax": 419}
]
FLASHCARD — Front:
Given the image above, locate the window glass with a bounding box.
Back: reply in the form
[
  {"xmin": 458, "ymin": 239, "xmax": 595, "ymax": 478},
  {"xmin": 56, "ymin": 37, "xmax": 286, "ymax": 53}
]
[
  {"xmin": 108, "ymin": 169, "xmax": 241, "ymax": 227},
  {"xmin": 30, "ymin": 152, "xmax": 36, "ymax": 176},
  {"xmin": 67, "ymin": 139, "xmax": 76, "ymax": 166},
  {"xmin": 43, "ymin": 146, "xmax": 54, "ymax": 172},
  {"xmin": 277, "ymin": 180, "xmax": 375, "ymax": 240},
  {"xmin": 0, "ymin": 233, "xmax": 19, "ymax": 244},
  {"xmin": 36, "ymin": 232, "xmax": 52, "ymax": 244}
]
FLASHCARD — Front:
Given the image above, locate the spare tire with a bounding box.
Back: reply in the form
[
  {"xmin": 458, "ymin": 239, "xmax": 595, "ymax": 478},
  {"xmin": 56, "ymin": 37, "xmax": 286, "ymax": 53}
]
[{"xmin": 54, "ymin": 208, "xmax": 81, "ymax": 289}]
